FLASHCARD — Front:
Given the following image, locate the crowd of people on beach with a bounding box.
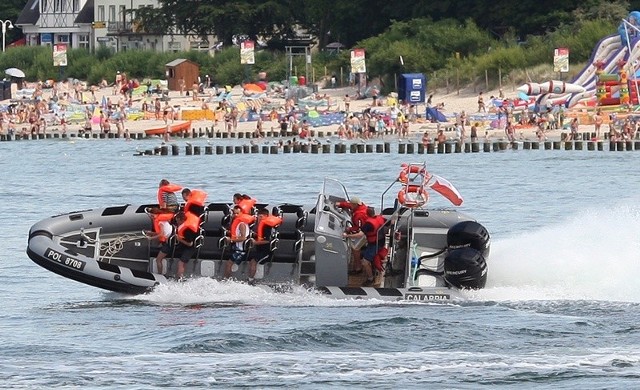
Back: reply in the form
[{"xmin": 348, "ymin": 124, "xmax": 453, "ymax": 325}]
[{"xmin": 5, "ymin": 67, "xmax": 636, "ymax": 145}]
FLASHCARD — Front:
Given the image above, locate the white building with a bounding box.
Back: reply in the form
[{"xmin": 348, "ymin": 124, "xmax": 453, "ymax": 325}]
[
  {"xmin": 16, "ymin": 0, "xmax": 214, "ymax": 53},
  {"xmin": 16, "ymin": 0, "xmax": 94, "ymax": 49}
]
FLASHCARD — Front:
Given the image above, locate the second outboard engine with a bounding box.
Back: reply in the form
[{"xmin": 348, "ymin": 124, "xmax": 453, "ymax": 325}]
[
  {"xmin": 444, "ymin": 221, "xmax": 490, "ymax": 289},
  {"xmin": 444, "ymin": 247, "xmax": 487, "ymax": 289}
]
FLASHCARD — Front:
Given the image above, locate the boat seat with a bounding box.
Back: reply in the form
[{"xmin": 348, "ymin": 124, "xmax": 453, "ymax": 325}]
[
  {"xmin": 198, "ymin": 235, "xmax": 229, "ymax": 260},
  {"xmin": 270, "ymin": 235, "xmax": 304, "ymax": 263},
  {"xmin": 276, "ymin": 204, "xmax": 307, "ymax": 237},
  {"xmin": 201, "ymin": 203, "xmax": 230, "ymax": 237}
]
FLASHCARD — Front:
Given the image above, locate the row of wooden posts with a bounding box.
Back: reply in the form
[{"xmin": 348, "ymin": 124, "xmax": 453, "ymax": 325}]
[
  {"xmin": 137, "ymin": 139, "xmax": 640, "ymax": 156},
  {"xmin": 0, "ymin": 128, "xmax": 340, "ymax": 142},
  {"xmin": 2, "ymin": 125, "xmax": 637, "ymax": 143}
]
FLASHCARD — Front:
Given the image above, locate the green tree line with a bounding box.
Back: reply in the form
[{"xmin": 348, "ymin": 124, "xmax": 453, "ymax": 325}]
[{"xmin": 0, "ymin": 0, "xmax": 636, "ymax": 92}]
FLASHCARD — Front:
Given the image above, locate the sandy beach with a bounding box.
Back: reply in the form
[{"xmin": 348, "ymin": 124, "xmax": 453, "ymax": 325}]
[{"xmin": 1, "ymin": 80, "xmax": 600, "ymax": 143}]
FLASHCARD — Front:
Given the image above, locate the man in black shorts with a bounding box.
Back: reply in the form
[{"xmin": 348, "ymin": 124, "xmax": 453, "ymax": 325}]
[
  {"xmin": 247, "ymin": 208, "xmax": 277, "ymax": 285},
  {"xmin": 173, "ymin": 212, "xmax": 199, "ymax": 279}
]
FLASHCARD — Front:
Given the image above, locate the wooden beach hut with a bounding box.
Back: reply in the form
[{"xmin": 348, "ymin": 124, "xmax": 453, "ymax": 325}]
[{"xmin": 165, "ymin": 59, "xmax": 199, "ymax": 91}]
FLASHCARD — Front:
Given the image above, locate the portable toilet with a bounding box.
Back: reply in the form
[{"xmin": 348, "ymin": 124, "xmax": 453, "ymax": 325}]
[{"xmin": 398, "ymin": 73, "xmax": 427, "ymax": 104}]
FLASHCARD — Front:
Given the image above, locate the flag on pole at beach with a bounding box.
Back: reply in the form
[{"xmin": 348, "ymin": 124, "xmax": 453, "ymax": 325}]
[{"xmin": 429, "ymin": 175, "xmax": 464, "ymax": 206}]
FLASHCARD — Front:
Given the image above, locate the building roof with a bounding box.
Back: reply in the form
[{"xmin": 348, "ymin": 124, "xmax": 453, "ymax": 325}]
[
  {"xmin": 166, "ymin": 58, "xmax": 198, "ymax": 67},
  {"xmin": 74, "ymin": 0, "xmax": 94, "ymax": 24},
  {"xmin": 16, "ymin": 0, "xmax": 40, "ymax": 26}
]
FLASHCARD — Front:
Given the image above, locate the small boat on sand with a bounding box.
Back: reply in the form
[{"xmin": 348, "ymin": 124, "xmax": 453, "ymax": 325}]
[
  {"xmin": 26, "ymin": 163, "xmax": 490, "ymax": 301},
  {"xmin": 144, "ymin": 121, "xmax": 192, "ymax": 135}
]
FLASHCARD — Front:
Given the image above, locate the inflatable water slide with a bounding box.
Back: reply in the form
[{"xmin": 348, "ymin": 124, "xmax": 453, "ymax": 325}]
[{"xmin": 519, "ymin": 11, "xmax": 640, "ymax": 108}]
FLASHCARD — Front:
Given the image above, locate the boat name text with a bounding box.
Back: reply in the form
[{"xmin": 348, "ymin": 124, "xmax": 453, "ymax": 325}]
[{"xmin": 404, "ymin": 293, "xmax": 450, "ymax": 301}]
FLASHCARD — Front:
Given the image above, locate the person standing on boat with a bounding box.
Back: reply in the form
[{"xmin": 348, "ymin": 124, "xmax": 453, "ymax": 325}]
[
  {"xmin": 156, "ymin": 179, "xmax": 182, "ymax": 213},
  {"xmin": 247, "ymin": 208, "xmax": 282, "ymax": 285},
  {"xmin": 181, "ymin": 188, "xmax": 208, "ymax": 217},
  {"xmin": 336, "ymin": 196, "xmax": 368, "ymax": 274},
  {"xmin": 344, "ymin": 207, "xmax": 387, "ymax": 286},
  {"xmin": 233, "ymin": 193, "xmax": 257, "ymax": 215},
  {"xmin": 144, "ymin": 213, "xmax": 176, "ymax": 275},
  {"xmin": 147, "ymin": 211, "xmax": 198, "ymax": 278},
  {"xmin": 174, "ymin": 211, "xmax": 200, "ymax": 279},
  {"xmin": 224, "ymin": 205, "xmax": 255, "ymax": 278}
]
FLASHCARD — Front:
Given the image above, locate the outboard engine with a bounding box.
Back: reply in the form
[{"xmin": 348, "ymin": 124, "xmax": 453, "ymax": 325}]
[
  {"xmin": 444, "ymin": 247, "xmax": 487, "ymax": 289},
  {"xmin": 446, "ymin": 220, "xmax": 490, "ymax": 258},
  {"xmin": 444, "ymin": 221, "xmax": 490, "ymax": 289}
]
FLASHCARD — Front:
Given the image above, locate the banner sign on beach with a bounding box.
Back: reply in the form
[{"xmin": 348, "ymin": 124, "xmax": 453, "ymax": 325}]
[
  {"xmin": 351, "ymin": 48, "xmax": 366, "ymax": 73},
  {"xmin": 240, "ymin": 40, "xmax": 255, "ymax": 65},
  {"xmin": 53, "ymin": 44, "xmax": 68, "ymax": 67},
  {"xmin": 553, "ymin": 47, "xmax": 569, "ymax": 73}
]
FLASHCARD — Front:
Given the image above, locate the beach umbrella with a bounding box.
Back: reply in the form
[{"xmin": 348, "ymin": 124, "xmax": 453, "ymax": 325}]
[
  {"xmin": 91, "ymin": 107, "xmax": 101, "ymax": 124},
  {"xmin": 244, "ymin": 83, "xmax": 263, "ymax": 93},
  {"xmin": 5, "ymin": 67, "xmax": 25, "ymax": 78}
]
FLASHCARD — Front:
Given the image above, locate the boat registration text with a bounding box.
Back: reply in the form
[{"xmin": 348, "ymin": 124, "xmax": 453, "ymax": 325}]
[{"xmin": 46, "ymin": 248, "xmax": 86, "ymax": 271}]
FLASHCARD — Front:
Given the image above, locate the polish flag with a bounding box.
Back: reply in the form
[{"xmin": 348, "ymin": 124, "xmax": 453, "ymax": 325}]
[{"xmin": 429, "ymin": 175, "xmax": 463, "ymax": 206}]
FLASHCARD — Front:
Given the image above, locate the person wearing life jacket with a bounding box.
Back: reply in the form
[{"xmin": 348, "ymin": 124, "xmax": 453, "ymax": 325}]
[
  {"xmin": 173, "ymin": 211, "xmax": 201, "ymax": 279},
  {"xmin": 344, "ymin": 207, "xmax": 387, "ymax": 287},
  {"xmin": 181, "ymin": 188, "xmax": 208, "ymax": 217},
  {"xmin": 233, "ymin": 192, "xmax": 257, "ymax": 215},
  {"xmin": 144, "ymin": 212, "xmax": 176, "ymax": 275},
  {"xmin": 151, "ymin": 211, "xmax": 198, "ymax": 278},
  {"xmin": 336, "ymin": 196, "xmax": 369, "ymax": 274},
  {"xmin": 224, "ymin": 205, "xmax": 255, "ymax": 278},
  {"xmin": 156, "ymin": 179, "xmax": 182, "ymax": 213},
  {"xmin": 336, "ymin": 196, "xmax": 369, "ymax": 233},
  {"xmin": 247, "ymin": 208, "xmax": 283, "ymax": 285}
]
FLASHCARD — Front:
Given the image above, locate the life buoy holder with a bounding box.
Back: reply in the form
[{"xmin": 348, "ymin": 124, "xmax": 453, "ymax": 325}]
[{"xmin": 397, "ymin": 185, "xmax": 429, "ymax": 207}]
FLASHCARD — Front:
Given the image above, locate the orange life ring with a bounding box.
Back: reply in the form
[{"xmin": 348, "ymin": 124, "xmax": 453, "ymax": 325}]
[
  {"xmin": 398, "ymin": 164, "xmax": 425, "ymax": 184},
  {"xmin": 397, "ymin": 185, "xmax": 429, "ymax": 207}
]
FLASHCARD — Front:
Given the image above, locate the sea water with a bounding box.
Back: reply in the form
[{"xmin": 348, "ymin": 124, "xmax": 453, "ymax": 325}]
[{"xmin": 2, "ymin": 137, "xmax": 640, "ymax": 388}]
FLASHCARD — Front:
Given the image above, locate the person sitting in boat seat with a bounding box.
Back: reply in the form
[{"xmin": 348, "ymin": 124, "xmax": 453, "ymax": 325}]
[
  {"xmin": 148, "ymin": 179, "xmax": 182, "ymax": 214},
  {"xmin": 181, "ymin": 188, "xmax": 208, "ymax": 219},
  {"xmin": 224, "ymin": 205, "xmax": 256, "ymax": 278},
  {"xmin": 344, "ymin": 207, "xmax": 387, "ymax": 287},
  {"xmin": 247, "ymin": 208, "xmax": 283, "ymax": 285},
  {"xmin": 336, "ymin": 196, "xmax": 369, "ymax": 275}
]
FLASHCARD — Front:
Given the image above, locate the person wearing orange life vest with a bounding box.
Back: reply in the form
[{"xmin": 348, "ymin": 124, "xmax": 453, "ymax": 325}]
[
  {"xmin": 233, "ymin": 192, "xmax": 257, "ymax": 215},
  {"xmin": 224, "ymin": 205, "xmax": 255, "ymax": 278},
  {"xmin": 149, "ymin": 211, "xmax": 198, "ymax": 278},
  {"xmin": 344, "ymin": 207, "xmax": 387, "ymax": 286},
  {"xmin": 144, "ymin": 213, "xmax": 176, "ymax": 275},
  {"xmin": 336, "ymin": 196, "xmax": 368, "ymax": 274},
  {"xmin": 181, "ymin": 188, "xmax": 208, "ymax": 217},
  {"xmin": 156, "ymin": 179, "xmax": 182, "ymax": 213},
  {"xmin": 173, "ymin": 211, "xmax": 201, "ymax": 279},
  {"xmin": 247, "ymin": 208, "xmax": 283, "ymax": 285}
]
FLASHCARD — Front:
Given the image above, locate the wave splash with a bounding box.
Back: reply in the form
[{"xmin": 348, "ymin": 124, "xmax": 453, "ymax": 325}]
[{"xmin": 472, "ymin": 202, "xmax": 640, "ymax": 302}]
